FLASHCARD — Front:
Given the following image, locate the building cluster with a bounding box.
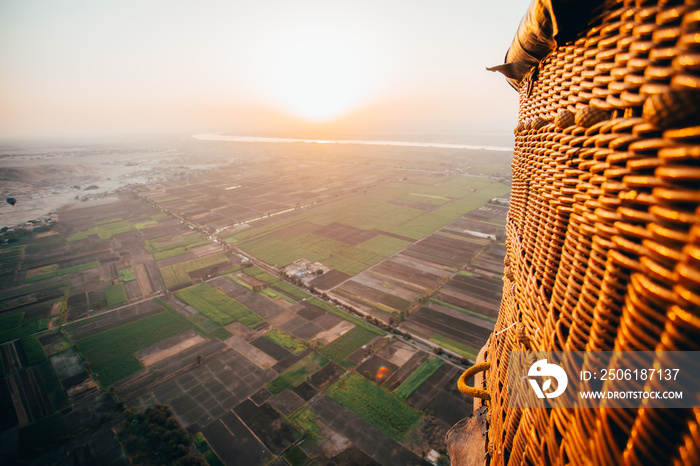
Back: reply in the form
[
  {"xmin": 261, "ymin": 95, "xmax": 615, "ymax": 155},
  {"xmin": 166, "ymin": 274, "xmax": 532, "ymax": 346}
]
[
  {"xmin": 0, "ymin": 214, "xmax": 57, "ymax": 243},
  {"xmin": 281, "ymin": 258, "xmax": 330, "ymax": 285}
]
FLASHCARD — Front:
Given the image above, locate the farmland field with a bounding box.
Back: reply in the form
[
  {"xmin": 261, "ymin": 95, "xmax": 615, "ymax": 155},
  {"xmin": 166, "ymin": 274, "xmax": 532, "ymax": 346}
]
[
  {"xmin": 67, "ymin": 218, "xmax": 136, "ymax": 242},
  {"xmin": 159, "ymin": 252, "xmax": 230, "ymax": 288},
  {"xmin": 118, "ymin": 268, "xmax": 136, "ymax": 282},
  {"xmin": 145, "ymin": 233, "xmax": 208, "ymax": 254},
  {"xmin": 21, "ymin": 336, "xmax": 48, "ymax": 366},
  {"xmin": 326, "ymin": 372, "xmax": 422, "ymax": 440},
  {"xmin": 0, "ymin": 313, "xmax": 24, "ymax": 332},
  {"xmin": 74, "ymin": 310, "xmax": 192, "ymax": 386},
  {"xmin": 34, "ymin": 360, "xmax": 70, "ymax": 410},
  {"xmin": 271, "ymin": 280, "xmax": 311, "ymax": 300},
  {"xmin": 224, "ymin": 176, "xmax": 508, "ymax": 275},
  {"xmin": 429, "ymin": 334, "xmax": 479, "ymax": 360},
  {"xmin": 430, "ymin": 297, "xmax": 496, "ymax": 323},
  {"xmin": 395, "ymin": 357, "xmax": 443, "ymax": 399},
  {"xmin": 153, "ymin": 247, "xmax": 188, "ymax": 261},
  {"xmin": 0, "ymin": 312, "xmax": 48, "ymax": 344},
  {"xmin": 0, "ymin": 142, "xmax": 510, "ymax": 464},
  {"xmin": 227, "ymin": 274, "xmax": 253, "ymax": 290},
  {"xmin": 175, "ymin": 282, "xmax": 264, "ymax": 328},
  {"xmin": 18, "ymin": 412, "xmax": 68, "ymax": 456},
  {"xmin": 259, "ymin": 287, "xmax": 296, "ymax": 304},
  {"xmin": 289, "ymin": 407, "xmax": 322, "ymax": 440},
  {"xmin": 265, "ymin": 328, "xmax": 306, "ymax": 354},
  {"xmin": 154, "ymin": 298, "xmax": 232, "ymax": 340},
  {"xmin": 25, "ymin": 261, "xmax": 100, "ymax": 283},
  {"xmin": 307, "ymin": 298, "xmax": 385, "ymax": 335},
  {"xmin": 105, "ymin": 284, "xmax": 127, "ymax": 306},
  {"xmin": 319, "ymin": 327, "xmax": 378, "ymax": 363},
  {"xmin": 267, "ymin": 352, "xmax": 328, "ymax": 394}
]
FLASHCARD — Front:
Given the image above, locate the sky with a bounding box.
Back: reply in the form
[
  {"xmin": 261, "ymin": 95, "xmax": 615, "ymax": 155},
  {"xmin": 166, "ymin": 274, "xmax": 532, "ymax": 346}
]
[{"xmin": 0, "ymin": 0, "xmax": 527, "ymax": 139}]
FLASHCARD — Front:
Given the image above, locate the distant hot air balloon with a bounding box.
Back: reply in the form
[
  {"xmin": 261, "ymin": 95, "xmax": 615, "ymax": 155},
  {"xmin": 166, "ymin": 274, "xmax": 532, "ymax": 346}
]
[
  {"xmin": 376, "ymin": 366, "xmax": 389, "ymax": 380},
  {"xmin": 6, "ymin": 198, "xmax": 16, "ymax": 206}
]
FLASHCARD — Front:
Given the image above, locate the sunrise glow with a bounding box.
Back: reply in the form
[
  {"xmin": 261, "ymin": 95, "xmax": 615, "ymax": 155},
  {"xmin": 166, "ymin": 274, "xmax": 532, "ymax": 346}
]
[
  {"xmin": 255, "ymin": 20, "xmax": 376, "ymax": 121},
  {"xmin": 0, "ymin": 0, "xmax": 521, "ymax": 137}
]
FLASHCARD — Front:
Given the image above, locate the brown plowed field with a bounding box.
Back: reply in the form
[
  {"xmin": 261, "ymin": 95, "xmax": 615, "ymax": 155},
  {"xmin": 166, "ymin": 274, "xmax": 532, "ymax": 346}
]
[
  {"xmin": 409, "ymin": 306, "xmax": 493, "ymax": 347},
  {"xmin": 308, "ymin": 269, "xmax": 350, "ymax": 291},
  {"xmin": 233, "ymin": 399, "xmax": 299, "ymax": 455},
  {"xmin": 316, "ymin": 223, "xmax": 378, "ymax": 245},
  {"xmin": 371, "ymin": 257, "xmax": 447, "ymax": 288}
]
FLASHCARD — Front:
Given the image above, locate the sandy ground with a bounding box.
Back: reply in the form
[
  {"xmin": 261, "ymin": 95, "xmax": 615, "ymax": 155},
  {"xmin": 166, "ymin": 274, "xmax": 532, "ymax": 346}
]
[
  {"xmin": 140, "ymin": 335, "xmax": 206, "ymax": 367},
  {"xmin": 314, "ymin": 320, "xmax": 354, "ymax": 344},
  {"xmin": 224, "ymin": 336, "xmax": 278, "ymax": 369},
  {"xmin": 0, "ymin": 140, "xmax": 231, "ymax": 228}
]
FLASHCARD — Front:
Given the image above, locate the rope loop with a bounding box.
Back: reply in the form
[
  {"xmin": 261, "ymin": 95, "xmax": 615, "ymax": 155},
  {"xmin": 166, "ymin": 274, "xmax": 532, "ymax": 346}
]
[{"xmin": 457, "ymin": 361, "xmax": 491, "ymax": 400}]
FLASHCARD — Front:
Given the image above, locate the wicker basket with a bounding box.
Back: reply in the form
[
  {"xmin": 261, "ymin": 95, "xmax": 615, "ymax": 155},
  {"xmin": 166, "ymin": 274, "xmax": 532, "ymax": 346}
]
[{"xmin": 477, "ymin": 0, "xmax": 700, "ymax": 464}]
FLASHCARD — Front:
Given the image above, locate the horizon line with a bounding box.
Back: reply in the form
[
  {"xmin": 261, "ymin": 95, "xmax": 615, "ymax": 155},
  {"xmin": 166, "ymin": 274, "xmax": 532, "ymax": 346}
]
[{"xmin": 192, "ymin": 133, "xmax": 514, "ymax": 152}]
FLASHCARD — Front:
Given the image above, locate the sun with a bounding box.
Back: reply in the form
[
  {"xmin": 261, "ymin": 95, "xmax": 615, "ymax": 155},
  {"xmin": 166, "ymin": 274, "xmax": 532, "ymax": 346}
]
[{"xmin": 259, "ymin": 26, "xmax": 373, "ymax": 121}]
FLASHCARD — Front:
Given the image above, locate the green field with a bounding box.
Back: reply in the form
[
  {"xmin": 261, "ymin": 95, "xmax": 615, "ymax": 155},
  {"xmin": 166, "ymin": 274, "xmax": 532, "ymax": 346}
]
[
  {"xmin": 394, "ymin": 357, "xmax": 443, "ymax": 399},
  {"xmin": 227, "ymin": 274, "xmax": 253, "ymax": 290},
  {"xmin": 319, "ymin": 326, "xmax": 378, "ymax": 363},
  {"xmin": 92, "ymin": 219, "xmax": 135, "ymax": 239},
  {"xmin": 407, "ymin": 192, "xmax": 450, "ymax": 203},
  {"xmin": 105, "ymin": 283, "xmax": 128, "ymax": 306},
  {"xmin": 259, "ymin": 287, "xmax": 296, "ymax": 304},
  {"xmin": 134, "ymin": 220, "xmax": 158, "ymax": 229},
  {"xmin": 0, "ymin": 312, "xmax": 24, "ymax": 332},
  {"xmin": 187, "ymin": 313, "xmax": 232, "ymax": 340},
  {"xmin": 145, "ymin": 233, "xmax": 208, "ymax": 254},
  {"xmin": 242, "ymin": 264, "xmax": 266, "ymax": 277},
  {"xmin": 271, "ymin": 280, "xmax": 310, "ymax": 300},
  {"xmin": 153, "ymin": 298, "xmax": 231, "ymax": 340},
  {"xmin": 194, "ymin": 433, "xmax": 225, "ymax": 466},
  {"xmin": 153, "ymin": 195, "xmax": 180, "ymax": 203},
  {"xmin": 0, "ymin": 244, "xmax": 24, "ymax": 259},
  {"xmin": 25, "ymin": 261, "xmax": 100, "ymax": 283},
  {"xmin": 218, "ymin": 265, "xmax": 241, "ymax": 275},
  {"xmin": 267, "ymin": 352, "xmax": 328, "ymax": 394},
  {"xmin": 75, "ymin": 310, "xmax": 192, "ymax": 387},
  {"xmin": 289, "ymin": 407, "xmax": 322, "ymax": 441},
  {"xmin": 223, "ymin": 177, "xmax": 509, "ymax": 275},
  {"xmin": 326, "ymin": 372, "xmax": 422, "ymax": 440},
  {"xmin": 232, "ymin": 232, "xmax": 409, "ymax": 276},
  {"xmin": 67, "ymin": 218, "xmax": 135, "ymax": 242},
  {"xmin": 175, "ymin": 283, "xmax": 264, "ymax": 328},
  {"xmin": 118, "ymin": 268, "xmax": 136, "ymax": 282},
  {"xmin": 20, "ymin": 336, "xmax": 47, "ymax": 366},
  {"xmin": 0, "ymin": 312, "xmax": 48, "ymax": 344},
  {"xmin": 430, "ymin": 334, "xmax": 479, "ymax": 360},
  {"xmin": 159, "ymin": 252, "xmax": 229, "ymax": 288},
  {"xmin": 153, "ymin": 247, "xmax": 188, "ymax": 261},
  {"xmin": 284, "ymin": 446, "xmax": 310, "ymax": 466},
  {"xmin": 265, "ymin": 328, "xmax": 306, "ymax": 354},
  {"xmin": 150, "ymin": 231, "xmax": 211, "ymax": 261},
  {"xmin": 249, "ymin": 270, "xmax": 279, "ymax": 285}
]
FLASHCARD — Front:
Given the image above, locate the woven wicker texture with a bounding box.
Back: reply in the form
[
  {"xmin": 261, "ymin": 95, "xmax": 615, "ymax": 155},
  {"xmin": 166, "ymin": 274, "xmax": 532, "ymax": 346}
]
[{"xmin": 485, "ymin": 0, "xmax": 700, "ymax": 464}]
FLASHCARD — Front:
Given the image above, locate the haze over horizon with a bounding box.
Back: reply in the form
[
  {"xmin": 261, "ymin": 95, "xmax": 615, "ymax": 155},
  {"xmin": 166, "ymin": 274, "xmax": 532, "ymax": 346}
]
[{"xmin": 1, "ymin": 0, "xmax": 525, "ymax": 140}]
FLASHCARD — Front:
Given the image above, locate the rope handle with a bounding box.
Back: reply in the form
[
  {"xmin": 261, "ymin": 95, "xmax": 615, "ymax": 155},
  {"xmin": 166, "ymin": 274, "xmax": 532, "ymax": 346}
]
[{"xmin": 457, "ymin": 361, "xmax": 491, "ymax": 400}]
